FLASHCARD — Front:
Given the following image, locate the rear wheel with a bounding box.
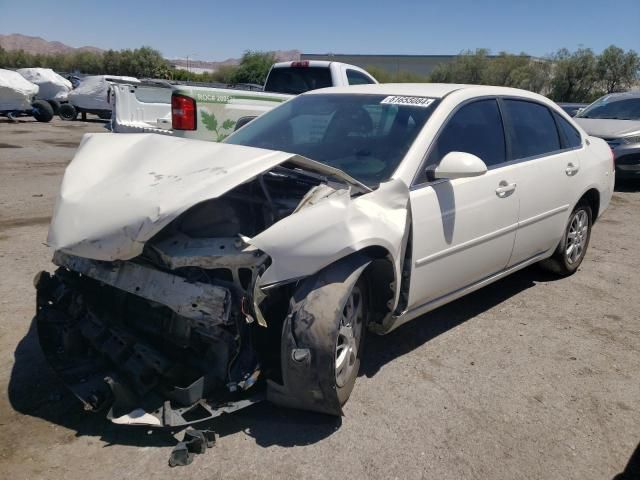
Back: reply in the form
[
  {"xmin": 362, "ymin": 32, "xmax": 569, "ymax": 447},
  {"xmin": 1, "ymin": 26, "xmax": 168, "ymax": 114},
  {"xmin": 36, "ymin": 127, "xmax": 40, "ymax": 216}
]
[
  {"xmin": 98, "ymin": 111, "xmax": 112, "ymax": 120},
  {"xmin": 31, "ymin": 100, "xmax": 54, "ymax": 122},
  {"xmin": 58, "ymin": 103, "xmax": 77, "ymax": 121},
  {"xmin": 540, "ymin": 202, "xmax": 592, "ymax": 276}
]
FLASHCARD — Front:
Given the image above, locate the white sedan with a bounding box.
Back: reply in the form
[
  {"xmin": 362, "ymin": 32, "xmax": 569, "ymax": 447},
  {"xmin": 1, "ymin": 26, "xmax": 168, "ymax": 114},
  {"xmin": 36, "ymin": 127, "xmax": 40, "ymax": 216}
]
[{"xmin": 36, "ymin": 84, "xmax": 614, "ymax": 426}]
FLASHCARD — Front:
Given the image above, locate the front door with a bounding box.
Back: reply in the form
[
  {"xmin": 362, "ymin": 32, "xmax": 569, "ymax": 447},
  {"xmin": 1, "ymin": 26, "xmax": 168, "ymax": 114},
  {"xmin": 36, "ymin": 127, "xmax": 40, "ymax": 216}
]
[{"xmin": 407, "ymin": 98, "xmax": 519, "ymax": 309}]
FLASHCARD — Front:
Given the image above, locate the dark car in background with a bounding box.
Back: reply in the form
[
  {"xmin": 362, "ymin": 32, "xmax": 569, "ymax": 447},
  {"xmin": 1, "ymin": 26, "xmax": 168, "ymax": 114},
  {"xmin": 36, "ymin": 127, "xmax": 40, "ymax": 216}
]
[
  {"xmin": 574, "ymin": 92, "xmax": 640, "ymax": 180},
  {"xmin": 558, "ymin": 102, "xmax": 588, "ymax": 117}
]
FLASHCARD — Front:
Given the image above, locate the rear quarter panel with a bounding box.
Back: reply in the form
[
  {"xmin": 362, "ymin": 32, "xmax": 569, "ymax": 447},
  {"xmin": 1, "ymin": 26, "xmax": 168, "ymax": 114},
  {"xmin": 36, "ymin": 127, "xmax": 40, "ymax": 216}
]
[{"xmin": 580, "ymin": 136, "xmax": 615, "ymax": 219}]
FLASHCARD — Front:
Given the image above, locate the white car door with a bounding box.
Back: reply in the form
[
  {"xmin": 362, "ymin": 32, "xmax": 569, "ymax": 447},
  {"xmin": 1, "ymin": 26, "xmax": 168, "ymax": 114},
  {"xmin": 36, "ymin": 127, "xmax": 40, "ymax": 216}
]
[
  {"xmin": 500, "ymin": 99, "xmax": 585, "ymax": 266},
  {"xmin": 407, "ymin": 99, "xmax": 519, "ymax": 310}
]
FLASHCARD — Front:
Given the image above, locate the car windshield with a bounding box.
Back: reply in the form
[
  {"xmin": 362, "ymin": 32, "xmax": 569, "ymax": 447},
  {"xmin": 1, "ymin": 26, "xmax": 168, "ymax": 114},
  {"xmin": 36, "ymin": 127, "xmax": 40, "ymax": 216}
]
[
  {"xmin": 577, "ymin": 96, "xmax": 640, "ymax": 120},
  {"xmin": 225, "ymin": 93, "xmax": 438, "ymax": 186}
]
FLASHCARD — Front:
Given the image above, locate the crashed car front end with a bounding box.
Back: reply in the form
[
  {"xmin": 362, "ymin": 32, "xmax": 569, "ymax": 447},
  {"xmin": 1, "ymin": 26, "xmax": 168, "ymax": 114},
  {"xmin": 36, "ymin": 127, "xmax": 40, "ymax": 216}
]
[
  {"xmin": 35, "ymin": 133, "xmax": 409, "ymax": 426},
  {"xmin": 35, "ymin": 246, "xmax": 264, "ymax": 427}
]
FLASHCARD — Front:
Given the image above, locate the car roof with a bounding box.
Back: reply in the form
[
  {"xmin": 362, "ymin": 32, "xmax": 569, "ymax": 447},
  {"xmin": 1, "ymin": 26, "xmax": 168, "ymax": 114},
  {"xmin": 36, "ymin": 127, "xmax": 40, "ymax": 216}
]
[
  {"xmin": 595, "ymin": 90, "xmax": 640, "ymax": 100},
  {"xmin": 272, "ymin": 60, "xmax": 333, "ymax": 68},
  {"xmin": 303, "ymin": 83, "xmax": 552, "ymax": 101}
]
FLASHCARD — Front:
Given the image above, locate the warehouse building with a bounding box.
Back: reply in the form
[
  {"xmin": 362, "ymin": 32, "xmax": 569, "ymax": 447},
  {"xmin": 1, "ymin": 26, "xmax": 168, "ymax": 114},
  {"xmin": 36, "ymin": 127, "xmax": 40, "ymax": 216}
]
[{"xmin": 300, "ymin": 54, "xmax": 461, "ymax": 77}]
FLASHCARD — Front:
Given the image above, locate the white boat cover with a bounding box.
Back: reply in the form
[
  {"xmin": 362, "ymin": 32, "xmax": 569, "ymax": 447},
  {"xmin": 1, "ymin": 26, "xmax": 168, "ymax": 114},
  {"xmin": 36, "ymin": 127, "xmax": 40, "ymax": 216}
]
[
  {"xmin": 68, "ymin": 75, "xmax": 138, "ymax": 110},
  {"xmin": 0, "ymin": 69, "xmax": 39, "ymax": 111},
  {"xmin": 17, "ymin": 68, "xmax": 72, "ymax": 101}
]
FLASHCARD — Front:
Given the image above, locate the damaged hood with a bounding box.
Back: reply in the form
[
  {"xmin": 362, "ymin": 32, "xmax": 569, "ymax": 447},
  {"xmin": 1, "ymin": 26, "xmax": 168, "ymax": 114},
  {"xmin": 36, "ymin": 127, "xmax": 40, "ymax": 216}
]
[{"xmin": 48, "ymin": 133, "xmax": 366, "ymax": 261}]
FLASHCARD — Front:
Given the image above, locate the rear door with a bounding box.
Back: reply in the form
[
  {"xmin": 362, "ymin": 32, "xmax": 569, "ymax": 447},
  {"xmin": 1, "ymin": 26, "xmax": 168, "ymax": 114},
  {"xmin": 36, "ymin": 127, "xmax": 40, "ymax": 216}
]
[
  {"xmin": 500, "ymin": 99, "xmax": 585, "ymax": 265},
  {"xmin": 408, "ymin": 98, "xmax": 519, "ymax": 308}
]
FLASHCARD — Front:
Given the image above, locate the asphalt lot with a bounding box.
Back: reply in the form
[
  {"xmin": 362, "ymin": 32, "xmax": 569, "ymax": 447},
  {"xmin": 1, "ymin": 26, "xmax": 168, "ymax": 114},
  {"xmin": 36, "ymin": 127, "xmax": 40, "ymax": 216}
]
[{"xmin": 0, "ymin": 117, "xmax": 639, "ymax": 480}]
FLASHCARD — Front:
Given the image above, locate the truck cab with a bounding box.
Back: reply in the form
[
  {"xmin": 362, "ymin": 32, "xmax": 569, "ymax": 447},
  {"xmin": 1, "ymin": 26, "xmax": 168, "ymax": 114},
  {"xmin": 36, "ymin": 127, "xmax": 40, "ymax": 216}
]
[{"xmin": 264, "ymin": 60, "xmax": 377, "ymax": 94}]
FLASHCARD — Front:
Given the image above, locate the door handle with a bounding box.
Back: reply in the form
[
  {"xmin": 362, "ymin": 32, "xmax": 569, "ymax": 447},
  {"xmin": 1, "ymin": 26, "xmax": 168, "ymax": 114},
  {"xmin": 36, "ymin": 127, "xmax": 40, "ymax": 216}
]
[
  {"xmin": 565, "ymin": 162, "xmax": 579, "ymax": 176},
  {"xmin": 495, "ymin": 181, "xmax": 517, "ymax": 198}
]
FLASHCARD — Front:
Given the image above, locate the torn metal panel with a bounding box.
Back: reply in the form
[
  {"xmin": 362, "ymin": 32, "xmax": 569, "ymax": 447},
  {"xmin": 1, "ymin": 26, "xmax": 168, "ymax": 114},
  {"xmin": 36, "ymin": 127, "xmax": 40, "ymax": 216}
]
[
  {"xmin": 54, "ymin": 251, "xmax": 231, "ymax": 324},
  {"xmin": 250, "ymin": 179, "xmax": 410, "ymax": 311},
  {"xmin": 110, "ymin": 408, "xmax": 162, "ymax": 426},
  {"xmin": 149, "ymin": 234, "xmax": 265, "ymax": 270}
]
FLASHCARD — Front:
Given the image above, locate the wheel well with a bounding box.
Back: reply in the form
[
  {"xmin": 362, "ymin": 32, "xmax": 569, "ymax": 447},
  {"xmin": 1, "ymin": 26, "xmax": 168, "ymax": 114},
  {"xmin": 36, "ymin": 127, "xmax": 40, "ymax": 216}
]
[
  {"xmin": 580, "ymin": 188, "xmax": 600, "ymax": 222},
  {"xmin": 357, "ymin": 246, "xmax": 396, "ymax": 325}
]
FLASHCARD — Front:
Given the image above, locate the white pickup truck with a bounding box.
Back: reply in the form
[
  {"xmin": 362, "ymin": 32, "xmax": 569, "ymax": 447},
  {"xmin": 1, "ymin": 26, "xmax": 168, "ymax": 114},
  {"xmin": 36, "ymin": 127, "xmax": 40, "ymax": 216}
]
[{"xmin": 111, "ymin": 61, "xmax": 377, "ymax": 140}]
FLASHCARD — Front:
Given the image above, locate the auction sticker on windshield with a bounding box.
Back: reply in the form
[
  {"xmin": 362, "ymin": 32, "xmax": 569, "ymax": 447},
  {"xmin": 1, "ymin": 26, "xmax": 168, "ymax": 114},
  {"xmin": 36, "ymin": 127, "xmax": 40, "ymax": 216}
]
[{"xmin": 381, "ymin": 96, "xmax": 436, "ymax": 107}]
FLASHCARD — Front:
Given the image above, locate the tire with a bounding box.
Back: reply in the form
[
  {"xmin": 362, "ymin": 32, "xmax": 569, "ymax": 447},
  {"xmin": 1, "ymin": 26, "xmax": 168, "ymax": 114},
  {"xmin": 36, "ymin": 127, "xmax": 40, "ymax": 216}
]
[
  {"xmin": 278, "ymin": 256, "xmax": 369, "ymax": 415},
  {"xmin": 540, "ymin": 201, "xmax": 592, "ymax": 276},
  {"xmin": 31, "ymin": 100, "xmax": 54, "ymax": 122},
  {"xmin": 58, "ymin": 103, "xmax": 77, "ymax": 121},
  {"xmin": 235, "ymin": 116, "xmax": 256, "ymax": 131},
  {"xmin": 98, "ymin": 111, "xmax": 112, "ymax": 120},
  {"xmin": 47, "ymin": 99, "xmax": 61, "ymax": 115}
]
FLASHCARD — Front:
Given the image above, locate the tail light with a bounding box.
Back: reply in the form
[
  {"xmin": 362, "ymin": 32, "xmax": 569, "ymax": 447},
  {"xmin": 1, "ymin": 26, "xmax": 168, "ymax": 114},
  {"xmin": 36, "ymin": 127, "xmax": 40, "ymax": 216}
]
[
  {"xmin": 172, "ymin": 94, "xmax": 196, "ymax": 130},
  {"xmin": 291, "ymin": 61, "xmax": 310, "ymax": 68}
]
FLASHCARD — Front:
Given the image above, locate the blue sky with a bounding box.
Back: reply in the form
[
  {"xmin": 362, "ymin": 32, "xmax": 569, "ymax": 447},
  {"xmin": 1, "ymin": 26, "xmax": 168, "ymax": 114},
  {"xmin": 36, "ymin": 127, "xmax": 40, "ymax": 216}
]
[{"xmin": 1, "ymin": 0, "xmax": 638, "ymax": 61}]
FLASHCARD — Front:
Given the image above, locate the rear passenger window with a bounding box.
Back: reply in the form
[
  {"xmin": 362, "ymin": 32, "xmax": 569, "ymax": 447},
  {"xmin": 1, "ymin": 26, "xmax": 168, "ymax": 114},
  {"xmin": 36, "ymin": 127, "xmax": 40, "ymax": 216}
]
[
  {"xmin": 503, "ymin": 100, "xmax": 561, "ymax": 159},
  {"xmin": 347, "ymin": 69, "xmax": 375, "ymax": 85},
  {"xmin": 428, "ymin": 99, "xmax": 506, "ymax": 167},
  {"xmin": 554, "ymin": 113, "xmax": 582, "ymax": 149},
  {"xmin": 264, "ymin": 67, "xmax": 333, "ymax": 94}
]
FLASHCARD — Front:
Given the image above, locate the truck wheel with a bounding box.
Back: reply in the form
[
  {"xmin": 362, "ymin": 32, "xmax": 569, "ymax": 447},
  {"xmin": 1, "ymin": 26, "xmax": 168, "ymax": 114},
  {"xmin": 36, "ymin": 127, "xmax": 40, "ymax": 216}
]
[
  {"xmin": 98, "ymin": 111, "xmax": 112, "ymax": 120},
  {"xmin": 540, "ymin": 201, "xmax": 592, "ymax": 276},
  {"xmin": 276, "ymin": 255, "xmax": 369, "ymax": 415},
  {"xmin": 58, "ymin": 103, "xmax": 77, "ymax": 121},
  {"xmin": 47, "ymin": 99, "xmax": 61, "ymax": 114},
  {"xmin": 31, "ymin": 100, "xmax": 54, "ymax": 122}
]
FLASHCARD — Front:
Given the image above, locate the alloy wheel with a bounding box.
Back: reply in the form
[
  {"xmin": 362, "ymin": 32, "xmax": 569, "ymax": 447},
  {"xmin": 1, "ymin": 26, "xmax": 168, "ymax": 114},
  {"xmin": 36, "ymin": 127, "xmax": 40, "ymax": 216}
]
[
  {"xmin": 335, "ymin": 286, "xmax": 364, "ymax": 388},
  {"xmin": 566, "ymin": 209, "xmax": 589, "ymax": 264}
]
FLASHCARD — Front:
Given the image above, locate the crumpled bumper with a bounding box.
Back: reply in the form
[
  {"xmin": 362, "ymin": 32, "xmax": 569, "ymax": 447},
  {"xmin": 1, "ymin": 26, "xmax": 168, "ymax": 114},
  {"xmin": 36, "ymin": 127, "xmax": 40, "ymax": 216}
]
[{"xmin": 34, "ymin": 266, "xmax": 262, "ymax": 428}]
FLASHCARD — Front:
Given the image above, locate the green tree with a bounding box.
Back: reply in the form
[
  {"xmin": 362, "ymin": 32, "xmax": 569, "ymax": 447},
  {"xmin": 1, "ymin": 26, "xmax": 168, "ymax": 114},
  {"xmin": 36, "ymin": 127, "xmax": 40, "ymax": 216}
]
[
  {"xmin": 211, "ymin": 64, "xmax": 239, "ymax": 84},
  {"xmin": 429, "ymin": 49, "xmax": 492, "ymax": 84},
  {"xmin": 482, "ymin": 52, "xmax": 528, "ymax": 86},
  {"xmin": 549, "ymin": 48, "xmax": 599, "ymax": 102},
  {"xmin": 230, "ymin": 51, "xmax": 277, "ymax": 85},
  {"xmin": 597, "ymin": 45, "xmax": 640, "ymax": 93}
]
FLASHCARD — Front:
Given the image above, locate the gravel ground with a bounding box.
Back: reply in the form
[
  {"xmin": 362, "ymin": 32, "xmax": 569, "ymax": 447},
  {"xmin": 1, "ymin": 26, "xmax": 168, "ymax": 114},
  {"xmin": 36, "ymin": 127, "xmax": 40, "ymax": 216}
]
[{"xmin": 0, "ymin": 117, "xmax": 638, "ymax": 480}]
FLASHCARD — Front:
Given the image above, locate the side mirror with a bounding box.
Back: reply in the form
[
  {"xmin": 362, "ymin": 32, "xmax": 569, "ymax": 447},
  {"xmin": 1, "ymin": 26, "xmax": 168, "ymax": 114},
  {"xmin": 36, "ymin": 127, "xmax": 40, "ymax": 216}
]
[{"xmin": 432, "ymin": 151, "xmax": 488, "ymax": 180}]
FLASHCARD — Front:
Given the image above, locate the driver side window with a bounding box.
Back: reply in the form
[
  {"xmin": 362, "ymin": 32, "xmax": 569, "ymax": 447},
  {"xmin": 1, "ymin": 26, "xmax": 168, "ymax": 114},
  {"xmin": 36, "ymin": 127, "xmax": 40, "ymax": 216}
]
[{"xmin": 427, "ymin": 99, "xmax": 506, "ymax": 169}]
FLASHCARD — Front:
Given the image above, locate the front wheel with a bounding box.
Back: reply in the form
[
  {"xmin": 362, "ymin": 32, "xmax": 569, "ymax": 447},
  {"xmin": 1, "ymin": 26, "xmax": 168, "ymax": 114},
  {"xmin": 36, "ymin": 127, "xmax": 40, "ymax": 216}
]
[
  {"xmin": 269, "ymin": 255, "xmax": 369, "ymax": 415},
  {"xmin": 540, "ymin": 202, "xmax": 592, "ymax": 276}
]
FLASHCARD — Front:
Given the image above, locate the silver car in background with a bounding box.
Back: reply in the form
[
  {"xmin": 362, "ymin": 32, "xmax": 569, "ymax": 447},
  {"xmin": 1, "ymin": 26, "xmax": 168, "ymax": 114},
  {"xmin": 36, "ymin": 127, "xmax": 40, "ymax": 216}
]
[{"xmin": 574, "ymin": 91, "xmax": 640, "ymax": 180}]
